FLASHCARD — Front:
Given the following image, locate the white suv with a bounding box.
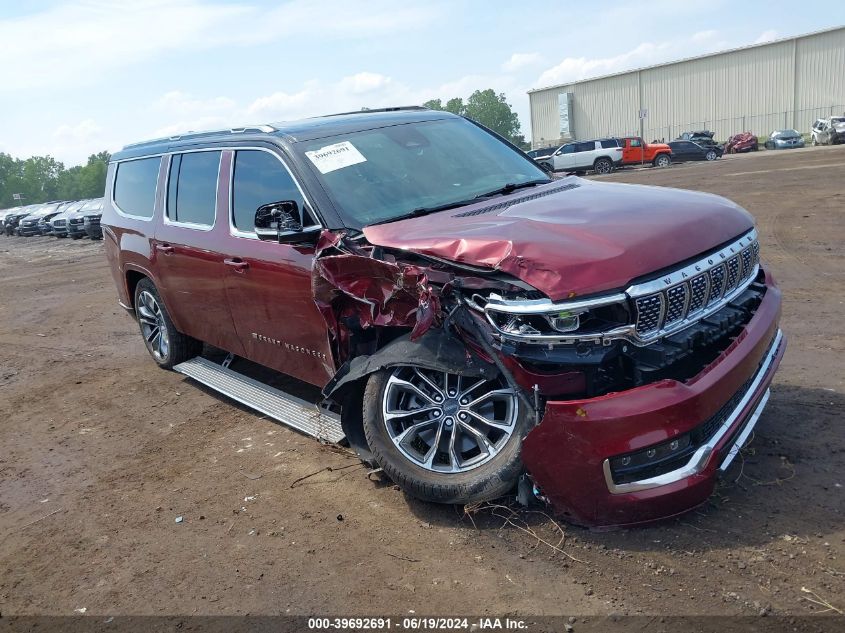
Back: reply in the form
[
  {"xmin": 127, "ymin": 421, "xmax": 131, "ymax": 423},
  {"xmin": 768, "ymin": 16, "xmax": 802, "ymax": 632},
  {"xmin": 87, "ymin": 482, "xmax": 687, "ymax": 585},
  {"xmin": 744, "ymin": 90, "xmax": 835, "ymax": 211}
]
[{"xmin": 539, "ymin": 139, "xmax": 623, "ymax": 174}]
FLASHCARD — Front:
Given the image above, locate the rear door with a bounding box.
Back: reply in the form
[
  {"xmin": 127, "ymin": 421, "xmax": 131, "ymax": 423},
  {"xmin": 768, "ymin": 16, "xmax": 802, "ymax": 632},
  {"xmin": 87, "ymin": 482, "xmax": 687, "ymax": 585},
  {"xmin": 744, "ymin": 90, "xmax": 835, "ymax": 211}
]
[
  {"xmin": 153, "ymin": 150, "xmax": 244, "ymax": 354},
  {"xmin": 573, "ymin": 141, "xmax": 597, "ymax": 169},
  {"xmin": 219, "ymin": 148, "xmax": 336, "ymax": 387}
]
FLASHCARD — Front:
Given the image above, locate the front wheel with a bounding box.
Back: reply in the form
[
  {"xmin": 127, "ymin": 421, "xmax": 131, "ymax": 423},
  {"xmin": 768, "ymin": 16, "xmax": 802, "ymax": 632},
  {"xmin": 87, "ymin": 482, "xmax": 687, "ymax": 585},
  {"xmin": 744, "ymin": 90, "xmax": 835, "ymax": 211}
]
[
  {"xmin": 705, "ymin": 150, "xmax": 717, "ymax": 161},
  {"xmin": 653, "ymin": 154, "xmax": 671, "ymax": 168},
  {"xmin": 362, "ymin": 367, "xmax": 529, "ymax": 505},
  {"xmin": 593, "ymin": 157, "xmax": 613, "ymax": 174},
  {"xmin": 133, "ymin": 278, "xmax": 201, "ymax": 369}
]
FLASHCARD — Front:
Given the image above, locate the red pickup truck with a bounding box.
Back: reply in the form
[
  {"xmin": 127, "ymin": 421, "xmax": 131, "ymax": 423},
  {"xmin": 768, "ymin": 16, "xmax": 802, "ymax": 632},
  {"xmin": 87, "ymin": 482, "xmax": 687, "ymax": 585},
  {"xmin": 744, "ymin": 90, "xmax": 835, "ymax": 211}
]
[
  {"xmin": 620, "ymin": 136, "xmax": 673, "ymax": 167},
  {"xmin": 102, "ymin": 107, "xmax": 783, "ymax": 527}
]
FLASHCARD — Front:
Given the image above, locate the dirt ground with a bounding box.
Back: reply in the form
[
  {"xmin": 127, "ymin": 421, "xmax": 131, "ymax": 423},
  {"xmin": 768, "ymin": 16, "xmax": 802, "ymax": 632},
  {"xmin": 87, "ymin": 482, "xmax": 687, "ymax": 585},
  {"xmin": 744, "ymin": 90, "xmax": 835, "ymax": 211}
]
[{"xmin": 0, "ymin": 145, "xmax": 843, "ymax": 618}]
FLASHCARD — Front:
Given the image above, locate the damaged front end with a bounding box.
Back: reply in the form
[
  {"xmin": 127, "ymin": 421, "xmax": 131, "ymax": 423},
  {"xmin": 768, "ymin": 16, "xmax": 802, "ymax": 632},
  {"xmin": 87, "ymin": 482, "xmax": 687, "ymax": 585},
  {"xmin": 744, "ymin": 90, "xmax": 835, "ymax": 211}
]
[{"xmin": 313, "ymin": 227, "xmax": 784, "ymax": 527}]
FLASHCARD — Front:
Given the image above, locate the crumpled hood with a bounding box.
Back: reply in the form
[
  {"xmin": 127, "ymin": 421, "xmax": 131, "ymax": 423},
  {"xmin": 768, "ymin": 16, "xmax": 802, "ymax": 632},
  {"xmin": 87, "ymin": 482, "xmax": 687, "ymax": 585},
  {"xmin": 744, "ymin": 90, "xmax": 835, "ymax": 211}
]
[
  {"xmin": 834, "ymin": 122, "xmax": 845, "ymax": 134},
  {"xmin": 363, "ymin": 177, "xmax": 755, "ymax": 301}
]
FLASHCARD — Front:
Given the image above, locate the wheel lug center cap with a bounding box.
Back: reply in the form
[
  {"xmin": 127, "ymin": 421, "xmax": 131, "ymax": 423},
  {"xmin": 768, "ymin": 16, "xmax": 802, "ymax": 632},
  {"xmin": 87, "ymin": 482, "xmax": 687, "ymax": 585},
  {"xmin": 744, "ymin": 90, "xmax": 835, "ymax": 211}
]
[{"xmin": 443, "ymin": 400, "xmax": 459, "ymax": 416}]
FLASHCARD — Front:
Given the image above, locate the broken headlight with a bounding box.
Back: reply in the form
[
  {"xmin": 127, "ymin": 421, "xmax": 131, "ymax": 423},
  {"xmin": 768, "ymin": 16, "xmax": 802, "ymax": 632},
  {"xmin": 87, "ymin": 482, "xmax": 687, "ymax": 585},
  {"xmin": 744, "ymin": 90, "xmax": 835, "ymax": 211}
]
[{"xmin": 466, "ymin": 291, "xmax": 631, "ymax": 341}]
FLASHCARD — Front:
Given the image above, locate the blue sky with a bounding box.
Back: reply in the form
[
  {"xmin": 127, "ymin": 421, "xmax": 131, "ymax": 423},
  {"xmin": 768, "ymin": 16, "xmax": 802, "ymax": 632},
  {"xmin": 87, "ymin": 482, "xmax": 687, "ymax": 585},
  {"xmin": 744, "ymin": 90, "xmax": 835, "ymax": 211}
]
[{"xmin": 0, "ymin": 0, "xmax": 839, "ymax": 165}]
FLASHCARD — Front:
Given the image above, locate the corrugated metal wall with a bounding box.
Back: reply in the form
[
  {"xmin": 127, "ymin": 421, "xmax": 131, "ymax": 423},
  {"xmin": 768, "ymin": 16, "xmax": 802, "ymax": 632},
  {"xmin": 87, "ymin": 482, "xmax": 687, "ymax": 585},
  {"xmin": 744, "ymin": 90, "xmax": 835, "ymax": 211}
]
[{"xmin": 529, "ymin": 27, "xmax": 845, "ymax": 148}]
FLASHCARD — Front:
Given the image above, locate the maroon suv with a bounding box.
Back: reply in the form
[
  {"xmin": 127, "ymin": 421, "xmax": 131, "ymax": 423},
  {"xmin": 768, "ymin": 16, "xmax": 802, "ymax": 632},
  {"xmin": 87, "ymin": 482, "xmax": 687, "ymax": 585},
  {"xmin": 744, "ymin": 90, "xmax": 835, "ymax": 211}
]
[{"xmin": 103, "ymin": 107, "xmax": 784, "ymax": 527}]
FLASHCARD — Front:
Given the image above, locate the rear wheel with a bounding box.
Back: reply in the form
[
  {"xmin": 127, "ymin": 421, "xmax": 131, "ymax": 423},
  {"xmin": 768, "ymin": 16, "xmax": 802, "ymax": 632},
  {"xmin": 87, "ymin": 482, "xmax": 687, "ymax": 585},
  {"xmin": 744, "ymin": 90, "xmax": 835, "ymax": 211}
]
[
  {"xmin": 653, "ymin": 154, "xmax": 671, "ymax": 168},
  {"xmin": 133, "ymin": 278, "xmax": 201, "ymax": 369},
  {"xmin": 362, "ymin": 367, "xmax": 528, "ymax": 505},
  {"xmin": 705, "ymin": 150, "xmax": 717, "ymax": 161},
  {"xmin": 593, "ymin": 157, "xmax": 613, "ymax": 174}
]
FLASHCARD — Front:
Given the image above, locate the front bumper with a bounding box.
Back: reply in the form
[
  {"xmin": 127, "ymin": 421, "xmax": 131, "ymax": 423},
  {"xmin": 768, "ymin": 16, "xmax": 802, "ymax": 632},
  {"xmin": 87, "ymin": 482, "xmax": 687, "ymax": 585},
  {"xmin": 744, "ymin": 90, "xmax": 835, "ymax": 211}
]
[
  {"xmin": 18, "ymin": 225, "xmax": 42, "ymax": 236},
  {"xmin": 522, "ymin": 270, "xmax": 784, "ymax": 527}
]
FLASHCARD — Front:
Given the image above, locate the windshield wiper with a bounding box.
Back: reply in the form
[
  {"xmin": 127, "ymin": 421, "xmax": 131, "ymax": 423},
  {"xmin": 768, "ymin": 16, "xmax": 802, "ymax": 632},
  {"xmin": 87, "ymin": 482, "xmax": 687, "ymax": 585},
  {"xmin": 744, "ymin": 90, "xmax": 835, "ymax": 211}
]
[
  {"xmin": 366, "ymin": 198, "xmax": 480, "ymax": 226},
  {"xmin": 473, "ymin": 179, "xmax": 551, "ymax": 199}
]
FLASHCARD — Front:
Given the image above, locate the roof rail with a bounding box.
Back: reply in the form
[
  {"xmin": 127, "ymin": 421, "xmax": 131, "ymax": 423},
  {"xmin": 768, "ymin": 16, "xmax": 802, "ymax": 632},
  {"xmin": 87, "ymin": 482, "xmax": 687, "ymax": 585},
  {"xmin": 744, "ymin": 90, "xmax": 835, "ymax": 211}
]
[
  {"xmin": 321, "ymin": 105, "xmax": 428, "ymax": 118},
  {"xmin": 122, "ymin": 124, "xmax": 277, "ymax": 150}
]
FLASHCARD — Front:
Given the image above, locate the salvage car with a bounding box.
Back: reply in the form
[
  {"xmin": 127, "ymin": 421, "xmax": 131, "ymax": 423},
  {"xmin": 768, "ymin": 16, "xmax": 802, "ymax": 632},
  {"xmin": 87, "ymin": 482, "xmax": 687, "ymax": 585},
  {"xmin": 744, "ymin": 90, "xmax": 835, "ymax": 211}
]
[
  {"xmin": 810, "ymin": 117, "xmax": 845, "ymax": 145},
  {"xmin": 764, "ymin": 129, "xmax": 805, "ymax": 150},
  {"xmin": 104, "ymin": 107, "xmax": 784, "ymax": 527},
  {"xmin": 724, "ymin": 132, "xmax": 758, "ymax": 153},
  {"xmin": 83, "ymin": 199, "xmax": 104, "ymax": 240},
  {"xmin": 18, "ymin": 203, "xmax": 63, "ymax": 236},
  {"xmin": 4, "ymin": 205, "xmax": 39, "ymax": 235},
  {"xmin": 537, "ymin": 138, "xmax": 622, "ymax": 174},
  {"xmin": 66, "ymin": 199, "xmax": 95, "ymax": 239},
  {"xmin": 50, "ymin": 200, "xmax": 86, "ymax": 237},
  {"xmin": 667, "ymin": 140, "xmax": 723, "ymax": 162},
  {"xmin": 677, "ymin": 130, "xmax": 721, "ymax": 148}
]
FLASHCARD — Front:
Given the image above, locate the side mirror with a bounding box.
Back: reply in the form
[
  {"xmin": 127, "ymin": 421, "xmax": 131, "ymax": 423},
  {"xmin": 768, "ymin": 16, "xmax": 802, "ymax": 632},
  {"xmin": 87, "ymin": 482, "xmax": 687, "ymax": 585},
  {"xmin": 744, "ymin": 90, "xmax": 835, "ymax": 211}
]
[{"xmin": 254, "ymin": 200, "xmax": 320, "ymax": 244}]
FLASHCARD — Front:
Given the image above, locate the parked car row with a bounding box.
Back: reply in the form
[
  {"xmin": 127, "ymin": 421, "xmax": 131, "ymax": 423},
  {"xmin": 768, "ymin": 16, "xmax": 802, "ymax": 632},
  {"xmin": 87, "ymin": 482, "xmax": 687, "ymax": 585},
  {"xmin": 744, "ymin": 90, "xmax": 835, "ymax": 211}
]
[
  {"xmin": 528, "ymin": 133, "xmax": 722, "ymax": 174},
  {"xmin": 0, "ymin": 198, "xmax": 103, "ymax": 240}
]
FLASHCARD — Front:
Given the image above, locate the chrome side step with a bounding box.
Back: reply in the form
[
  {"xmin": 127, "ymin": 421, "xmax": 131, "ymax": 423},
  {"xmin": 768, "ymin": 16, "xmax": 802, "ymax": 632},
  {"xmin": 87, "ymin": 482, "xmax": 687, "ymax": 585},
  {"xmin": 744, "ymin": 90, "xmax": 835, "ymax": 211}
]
[{"xmin": 173, "ymin": 356, "xmax": 345, "ymax": 444}]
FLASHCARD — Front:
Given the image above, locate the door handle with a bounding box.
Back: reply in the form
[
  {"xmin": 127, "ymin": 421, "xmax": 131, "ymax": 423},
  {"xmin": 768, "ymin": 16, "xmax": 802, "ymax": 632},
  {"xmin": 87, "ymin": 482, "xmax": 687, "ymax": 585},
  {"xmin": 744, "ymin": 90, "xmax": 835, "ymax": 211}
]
[
  {"xmin": 155, "ymin": 243, "xmax": 174, "ymax": 254},
  {"xmin": 224, "ymin": 258, "xmax": 249, "ymax": 271}
]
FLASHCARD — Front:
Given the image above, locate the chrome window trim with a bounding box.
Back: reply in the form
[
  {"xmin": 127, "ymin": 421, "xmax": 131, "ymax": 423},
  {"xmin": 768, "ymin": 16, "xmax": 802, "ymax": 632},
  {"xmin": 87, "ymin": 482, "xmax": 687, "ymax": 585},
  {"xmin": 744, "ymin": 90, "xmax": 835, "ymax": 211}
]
[
  {"xmin": 602, "ymin": 328, "xmax": 781, "ymax": 494},
  {"xmin": 226, "ymin": 146, "xmax": 323, "ymax": 241},
  {"xmin": 162, "ymin": 150, "xmax": 221, "ymax": 232},
  {"xmin": 478, "ymin": 229, "xmax": 759, "ymax": 347},
  {"xmin": 111, "ymin": 155, "xmax": 163, "ymax": 222}
]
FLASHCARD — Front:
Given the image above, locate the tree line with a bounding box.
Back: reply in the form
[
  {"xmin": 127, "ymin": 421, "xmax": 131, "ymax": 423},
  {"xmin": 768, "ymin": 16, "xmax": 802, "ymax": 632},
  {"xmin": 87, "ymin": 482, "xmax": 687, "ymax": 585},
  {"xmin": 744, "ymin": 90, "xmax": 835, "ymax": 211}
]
[{"xmin": 0, "ymin": 151, "xmax": 110, "ymax": 208}]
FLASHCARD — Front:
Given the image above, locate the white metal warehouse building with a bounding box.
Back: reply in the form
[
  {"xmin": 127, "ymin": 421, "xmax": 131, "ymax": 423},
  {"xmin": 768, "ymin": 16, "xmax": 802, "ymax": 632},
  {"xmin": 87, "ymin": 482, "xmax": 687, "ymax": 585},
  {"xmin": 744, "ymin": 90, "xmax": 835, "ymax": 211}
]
[{"xmin": 528, "ymin": 26, "xmax": 845, "ymax": 149}]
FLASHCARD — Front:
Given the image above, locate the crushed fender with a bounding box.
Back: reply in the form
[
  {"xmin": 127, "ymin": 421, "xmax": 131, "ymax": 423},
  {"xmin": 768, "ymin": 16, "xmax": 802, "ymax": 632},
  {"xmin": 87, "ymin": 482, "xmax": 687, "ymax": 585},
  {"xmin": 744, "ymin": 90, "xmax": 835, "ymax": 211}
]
[{"xmin": 312, "ymin": 230, "xmax": 441, "ymax": 363}]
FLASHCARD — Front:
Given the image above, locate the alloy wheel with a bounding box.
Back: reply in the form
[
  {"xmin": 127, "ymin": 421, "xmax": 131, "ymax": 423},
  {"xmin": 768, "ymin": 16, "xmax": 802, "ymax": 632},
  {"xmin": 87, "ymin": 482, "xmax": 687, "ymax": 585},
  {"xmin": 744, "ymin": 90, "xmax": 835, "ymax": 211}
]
[
  {"xmin": 381, "ymin": 367, "xmax": 518, "ymax": 473},
  {"xmin": 137, "ymin": 290, "xmax": 170, "ymax": 361}
]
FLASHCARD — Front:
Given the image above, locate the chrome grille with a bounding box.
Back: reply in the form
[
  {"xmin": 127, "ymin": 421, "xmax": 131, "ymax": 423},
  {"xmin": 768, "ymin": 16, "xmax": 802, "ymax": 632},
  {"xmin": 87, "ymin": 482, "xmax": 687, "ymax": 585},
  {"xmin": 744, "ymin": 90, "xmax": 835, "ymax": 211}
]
[
  {"xmin": 688, "ymin": 274, "xmax": 709, "ymax": 313},
  {"xmin": 631, "ymin": 231, "xmax": 759, "ymax": 341},
  {"xmin": 664, "ymin": 284, "xmax": 688, "ymax": 324},
  {"xmin": 725, "ymin": 256, "xmax": 740, "ymax": 292},
  {"xmin": 634, "ymin": 296, "xmax": 662, "ymax": 333},
  {"xmin": 709, "ymin": 265, "xmax": 725, "ymax": 303}
]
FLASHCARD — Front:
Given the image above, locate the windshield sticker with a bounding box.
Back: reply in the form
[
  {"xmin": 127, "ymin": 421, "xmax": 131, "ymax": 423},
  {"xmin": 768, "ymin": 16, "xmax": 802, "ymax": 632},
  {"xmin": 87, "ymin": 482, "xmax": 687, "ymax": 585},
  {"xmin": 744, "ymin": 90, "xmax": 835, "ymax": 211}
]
[{"xmin": 305, "ymin": 141, "xmax": 367, "ymax": 174}]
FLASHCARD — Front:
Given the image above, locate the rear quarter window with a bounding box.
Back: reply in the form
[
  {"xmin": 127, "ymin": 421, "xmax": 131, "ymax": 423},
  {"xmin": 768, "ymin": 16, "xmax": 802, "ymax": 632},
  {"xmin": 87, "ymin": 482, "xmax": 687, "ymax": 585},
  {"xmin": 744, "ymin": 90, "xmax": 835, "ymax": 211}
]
[
  {"xmin": 113, "ymin": 157, "xmax": 161, "ymax": 219},
  {"xmin": 167, "ymin": 151, "xmax": 221, "ymax": 227}
]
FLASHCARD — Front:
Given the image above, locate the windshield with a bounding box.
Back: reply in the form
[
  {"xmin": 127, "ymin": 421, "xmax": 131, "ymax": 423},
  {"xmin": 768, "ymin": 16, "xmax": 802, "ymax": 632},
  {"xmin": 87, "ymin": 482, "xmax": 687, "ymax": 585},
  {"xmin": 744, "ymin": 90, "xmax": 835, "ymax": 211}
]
[
  {"xmin": 294, "ymin": 117, "xmax": 549, "ymax": 228},
  {"xmin": 775, "ymin": 130, "xmax": 800, "ymax": 138},
  {"xmin": 83, "ymin": 198, "xmax": 103, "ymax": 211}
]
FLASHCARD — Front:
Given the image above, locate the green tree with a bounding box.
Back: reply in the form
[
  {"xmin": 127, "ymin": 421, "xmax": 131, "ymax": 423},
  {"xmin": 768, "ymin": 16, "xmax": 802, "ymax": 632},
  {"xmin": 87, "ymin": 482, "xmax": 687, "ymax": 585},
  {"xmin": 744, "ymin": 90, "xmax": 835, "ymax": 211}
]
[
  {"xmin": 464, "ymin": 89, "xmax": 521, "ymax": 142},
  {"xmin": 422, "ymin": 89, "xmax": 522, "ymax": 143},
  {"xmin": 0, "ymin": 150, "xmax": 110, "ymax": 207}
]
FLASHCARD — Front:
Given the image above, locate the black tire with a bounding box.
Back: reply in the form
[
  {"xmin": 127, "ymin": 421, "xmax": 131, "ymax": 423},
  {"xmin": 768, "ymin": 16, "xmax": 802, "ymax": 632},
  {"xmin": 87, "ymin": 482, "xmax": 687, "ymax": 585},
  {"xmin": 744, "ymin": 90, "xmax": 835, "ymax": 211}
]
[
  {"xmin": 362, "ymin": 368, "xmax": 529, "ymax": 505},
  {"xmin": 133, "ymin": 278, "xmax": 201, "ymax": 369},
  {"xmin": 653, "ymin": 154, "xmax": 671, "ymax": 168},
  {"xmin": 593, "ymin": 157, "xmax": 613, "ymax": 174}
]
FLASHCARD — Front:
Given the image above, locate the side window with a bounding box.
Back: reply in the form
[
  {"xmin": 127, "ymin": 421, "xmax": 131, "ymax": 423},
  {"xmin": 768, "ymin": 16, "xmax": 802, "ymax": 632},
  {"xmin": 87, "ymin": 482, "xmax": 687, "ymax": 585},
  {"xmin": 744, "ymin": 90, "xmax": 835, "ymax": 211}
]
[
  {"xmin": 113, "ymin": 157, "xmax": 161, "ymax": 218},
  {"xmin": 630, "ymin": 138, "xmax": 642, "ymax": 147},
  {"xmin": 600, "ymin": 139, "xmax": 619, "ymax": 149},
  {"xmin": 232, "ymin": 150, "xmax": 309, "ymax": 232},
  {"xmin": 167, "ymin": 151, "xmax": 220, "ymax": 227},
  {"xmin": 561, "ymin": 145, "xmax": 575, "ymax": 154},
  {"xmin": 575, "ymin": 141, "xmax": 595, "ymax": 152}
]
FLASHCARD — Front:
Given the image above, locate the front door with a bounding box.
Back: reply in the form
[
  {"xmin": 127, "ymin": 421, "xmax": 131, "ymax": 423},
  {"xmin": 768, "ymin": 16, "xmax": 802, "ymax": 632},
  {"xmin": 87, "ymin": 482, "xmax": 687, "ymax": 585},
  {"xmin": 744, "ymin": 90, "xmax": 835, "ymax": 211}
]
[
  {"xmin": 220, "ymin": 148, "xmax": 336, "ymax": 388},
  {"xmin": 153, "ymin": 150, "xmax": 244, "ymax": 355}
]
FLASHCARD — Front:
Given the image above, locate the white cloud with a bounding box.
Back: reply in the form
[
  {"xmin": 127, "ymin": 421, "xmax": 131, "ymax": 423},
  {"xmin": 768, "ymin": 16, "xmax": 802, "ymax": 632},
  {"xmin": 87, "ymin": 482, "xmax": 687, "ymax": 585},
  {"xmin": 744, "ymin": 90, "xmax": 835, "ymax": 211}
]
[
  {"xmin": 338, "ymin": 72, "xmax": 393, "ymax": 95},
  {"xmin": 0, "ymin": 0, "xmax": 441, "ymax": 93},
  {"xmin": 154, "ymin": 91, "xmax": 236, "ymax": 115},
  {"xmin": 754, "ymin": 29, "xmax": 778, "ymax": 44},
  {"xmin": 691, "ymin": 30, "xmax": 718, "ymax": 43},
  {"xmin": 55, "ymin": 119, "xmax": 103, "ymax": 142},
  {"xmin": 502, "ymin": 52, "xmax": 545, "ymax": 72},
  {"xmin": 537, "ymin": 41, "xmax": 672, "ymax": 87}
]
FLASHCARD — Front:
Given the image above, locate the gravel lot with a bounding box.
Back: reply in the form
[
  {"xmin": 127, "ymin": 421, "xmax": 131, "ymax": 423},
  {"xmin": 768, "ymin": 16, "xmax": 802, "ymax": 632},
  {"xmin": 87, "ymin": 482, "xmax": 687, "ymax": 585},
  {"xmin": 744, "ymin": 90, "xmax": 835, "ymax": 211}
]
[{"xmin": 0, "ymin": 145, "xmax": 843, "ymax": 618}]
